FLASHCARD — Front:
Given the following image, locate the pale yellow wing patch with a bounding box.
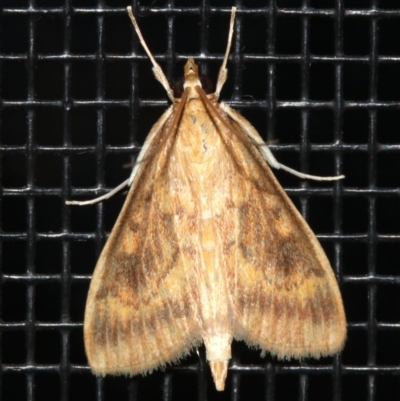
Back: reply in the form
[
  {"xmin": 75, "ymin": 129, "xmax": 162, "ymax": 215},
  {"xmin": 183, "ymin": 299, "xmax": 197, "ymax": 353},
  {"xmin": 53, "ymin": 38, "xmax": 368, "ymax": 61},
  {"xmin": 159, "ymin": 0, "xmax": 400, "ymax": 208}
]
[
  {"xmin": 84, "ymin": 107, "xmax": 203, "ymax": 375},
  {"xmin": 208, "ymin": 104, "xmax": 346, "ymax": 359}
]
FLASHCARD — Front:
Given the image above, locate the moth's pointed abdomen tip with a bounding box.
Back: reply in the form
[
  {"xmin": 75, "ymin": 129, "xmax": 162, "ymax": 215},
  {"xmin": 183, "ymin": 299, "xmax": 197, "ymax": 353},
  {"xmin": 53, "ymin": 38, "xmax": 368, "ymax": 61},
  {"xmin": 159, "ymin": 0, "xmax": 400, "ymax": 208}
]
[{"xmin": 210, "ymin": 360, "xmax": 228, "ymax": 391}]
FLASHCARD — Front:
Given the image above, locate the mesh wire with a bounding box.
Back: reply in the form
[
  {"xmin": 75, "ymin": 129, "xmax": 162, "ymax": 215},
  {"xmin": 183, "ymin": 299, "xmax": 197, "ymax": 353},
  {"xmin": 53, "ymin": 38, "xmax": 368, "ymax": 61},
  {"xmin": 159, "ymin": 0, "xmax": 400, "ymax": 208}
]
[{"xmin": 1, "ymin": 0, "xmax": 400, "ymax": 400}]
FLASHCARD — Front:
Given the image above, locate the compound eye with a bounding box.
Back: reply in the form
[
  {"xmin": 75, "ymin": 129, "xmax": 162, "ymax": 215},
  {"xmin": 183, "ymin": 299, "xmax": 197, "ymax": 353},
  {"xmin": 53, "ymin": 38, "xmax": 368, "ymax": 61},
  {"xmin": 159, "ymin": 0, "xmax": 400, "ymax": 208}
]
[
  {"xmin": 173, "ymin": 77, "xmax": 185, "ymax": 98},
  {"xmin": 199, "ymin": 74, "xmax": 214, "ymax": 94}
]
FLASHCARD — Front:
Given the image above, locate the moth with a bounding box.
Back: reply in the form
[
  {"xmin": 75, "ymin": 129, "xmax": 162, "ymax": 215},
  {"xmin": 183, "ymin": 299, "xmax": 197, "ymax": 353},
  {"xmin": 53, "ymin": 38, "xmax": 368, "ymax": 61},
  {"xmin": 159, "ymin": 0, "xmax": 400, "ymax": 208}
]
[{"xmin": 68, "ymin": 7, "xmax": 346, "ymax": 391}]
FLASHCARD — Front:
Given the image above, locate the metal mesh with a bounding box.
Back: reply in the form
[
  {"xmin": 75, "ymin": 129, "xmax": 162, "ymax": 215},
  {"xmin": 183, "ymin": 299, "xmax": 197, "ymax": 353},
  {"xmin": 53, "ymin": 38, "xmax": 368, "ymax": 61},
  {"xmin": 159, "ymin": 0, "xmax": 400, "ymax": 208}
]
[{"xmin": 1, "ymin": 0, "xmax": 400, "ymax": 400}]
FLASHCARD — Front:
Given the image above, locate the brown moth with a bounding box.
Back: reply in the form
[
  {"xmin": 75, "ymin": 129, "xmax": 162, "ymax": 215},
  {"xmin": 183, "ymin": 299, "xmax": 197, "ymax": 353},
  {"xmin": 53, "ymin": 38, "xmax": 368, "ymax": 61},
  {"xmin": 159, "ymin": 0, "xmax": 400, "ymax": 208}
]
[{"xmin": 67, "ymin": 7, "xmax": 346, "ymax": 391}]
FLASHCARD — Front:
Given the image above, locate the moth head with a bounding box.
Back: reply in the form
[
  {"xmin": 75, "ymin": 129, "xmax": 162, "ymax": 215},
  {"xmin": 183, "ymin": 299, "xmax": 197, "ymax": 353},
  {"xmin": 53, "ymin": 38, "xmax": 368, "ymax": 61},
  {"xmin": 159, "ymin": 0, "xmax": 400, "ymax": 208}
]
[{"xmin": 173, "ymin": 58, "xmax": 214, "ymax": 99}]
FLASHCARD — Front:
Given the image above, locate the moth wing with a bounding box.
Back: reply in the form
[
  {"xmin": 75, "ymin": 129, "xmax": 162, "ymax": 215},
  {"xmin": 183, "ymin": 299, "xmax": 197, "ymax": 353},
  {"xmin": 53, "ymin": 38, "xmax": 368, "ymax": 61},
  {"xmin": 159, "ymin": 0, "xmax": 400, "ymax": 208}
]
[
  {"xmin": 84, "ymin": 108, "xmax": 202, "ymax": 375},
  {"xmin": 216, "ymin": 105, "xmax": 346, "ymax": 359}
]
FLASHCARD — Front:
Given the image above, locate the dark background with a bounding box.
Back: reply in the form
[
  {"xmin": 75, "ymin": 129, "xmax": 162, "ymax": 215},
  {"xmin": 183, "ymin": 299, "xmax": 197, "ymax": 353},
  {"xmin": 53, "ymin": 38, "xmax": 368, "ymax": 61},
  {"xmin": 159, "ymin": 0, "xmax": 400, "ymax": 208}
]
[{"xmin": 1, "ymin": 0, "xmax": 400, "ymax": 400}]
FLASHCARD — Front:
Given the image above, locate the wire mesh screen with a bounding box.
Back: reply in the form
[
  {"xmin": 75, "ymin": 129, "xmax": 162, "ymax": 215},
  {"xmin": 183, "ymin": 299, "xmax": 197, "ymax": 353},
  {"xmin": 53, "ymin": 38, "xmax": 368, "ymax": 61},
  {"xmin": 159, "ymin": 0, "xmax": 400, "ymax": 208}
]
[{"xmin": 2, "ymin": 0, "xmax": 400, "ymax": 400}]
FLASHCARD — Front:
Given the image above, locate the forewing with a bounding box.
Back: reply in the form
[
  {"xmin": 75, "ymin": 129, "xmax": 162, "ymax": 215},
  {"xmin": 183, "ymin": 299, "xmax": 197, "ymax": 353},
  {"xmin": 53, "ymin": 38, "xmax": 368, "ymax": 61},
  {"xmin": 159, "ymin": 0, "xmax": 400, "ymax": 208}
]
[
  {"xmin": 213, "ymin": 105, "xmax": 346, "ymax": 359},
  {"xmin": 84, "ymin": 108, "xmax": 202, "ymax": 375}
]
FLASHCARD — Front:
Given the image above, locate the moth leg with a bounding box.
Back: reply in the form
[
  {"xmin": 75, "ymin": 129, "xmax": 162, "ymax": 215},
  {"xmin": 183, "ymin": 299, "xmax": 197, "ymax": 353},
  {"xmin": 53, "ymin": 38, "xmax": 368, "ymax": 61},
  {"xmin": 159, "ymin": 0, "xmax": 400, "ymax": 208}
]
[
  {"xmin": 215, "ymin": 7, "xmax": 236, "ymax": 100},
  {"xmin": 67, "ymin": 105, "xmax": 173, "ymax": 206},
  {"xmin": 66, "ymin": 179, "xmax": 130, "ymax": 206},
  {"xmin": 220, "ymin": 103, "xmax": 345, "ymax": 182},
  {"xmin": 127, "ymin": 6, "xmax": 174, "ymax": 102}
]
